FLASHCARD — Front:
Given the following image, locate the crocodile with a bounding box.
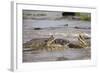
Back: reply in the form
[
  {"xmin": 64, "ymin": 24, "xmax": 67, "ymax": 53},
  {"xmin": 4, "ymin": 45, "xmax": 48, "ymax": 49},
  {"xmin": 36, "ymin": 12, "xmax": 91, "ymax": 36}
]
[
  {"xmin": 23, "ymin": 33, "xmax": 90, "ymax": 52},
  {"xmin": 68, "ymin": 33, "xmax": 90, "ymax": 48},
  {"xmin": 23, "ymin": 35, "xmax": 69, "ymax": 51}
]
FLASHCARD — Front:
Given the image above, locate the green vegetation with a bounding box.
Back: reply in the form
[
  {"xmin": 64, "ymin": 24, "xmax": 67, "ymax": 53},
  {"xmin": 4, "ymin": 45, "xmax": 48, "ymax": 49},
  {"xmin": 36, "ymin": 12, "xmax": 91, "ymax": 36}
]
[
  {"xmin": 75, "ymin": 13, "xmax": 80, "ymax": 16},
  {"xmin": 80, "ymin": 15, "xmax": 91, "ymax": 21},
  {"xmin": 75, "ymin": 13, "xmax": 91, "ymax": 21}
]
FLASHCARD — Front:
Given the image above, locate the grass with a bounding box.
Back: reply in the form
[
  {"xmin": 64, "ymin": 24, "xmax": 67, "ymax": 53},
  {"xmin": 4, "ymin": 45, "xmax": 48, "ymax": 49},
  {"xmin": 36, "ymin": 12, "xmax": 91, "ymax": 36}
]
[
  {"xmin": 80, "ymin": 15, "xmax": 91, "ymax": 21},
  {"xmin": 75, "ymin": 13, "xmax": 91, "ymax": 21}
]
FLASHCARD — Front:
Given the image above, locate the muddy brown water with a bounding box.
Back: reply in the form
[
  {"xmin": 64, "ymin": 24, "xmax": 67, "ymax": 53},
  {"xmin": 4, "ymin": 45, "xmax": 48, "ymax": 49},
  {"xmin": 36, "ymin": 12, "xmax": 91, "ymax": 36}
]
[
  {"xmin": 23, "ymin": 19, "xmax": 91, "ymax": 62},
  {"xmin": 23, "ymin": 48, "xmax": 91, "ymax": 62}
]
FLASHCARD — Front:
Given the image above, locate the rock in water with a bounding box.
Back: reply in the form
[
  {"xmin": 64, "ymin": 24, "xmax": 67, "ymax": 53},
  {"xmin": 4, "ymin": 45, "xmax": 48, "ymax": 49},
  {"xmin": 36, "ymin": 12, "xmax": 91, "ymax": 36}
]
[
  {"xmin": 33, "ymin": 28, "xmax": 42, "ymax": 30},
  {"xmin": 68, "ymin": 43, "xmax": 82, "ymax": 48}
]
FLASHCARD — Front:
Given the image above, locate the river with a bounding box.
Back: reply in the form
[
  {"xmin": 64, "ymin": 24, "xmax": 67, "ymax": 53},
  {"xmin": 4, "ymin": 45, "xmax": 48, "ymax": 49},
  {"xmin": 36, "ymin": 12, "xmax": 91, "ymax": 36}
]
[{"xmin": 23, "ymin": 18, "xmax": 91, "ymax": 62}]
